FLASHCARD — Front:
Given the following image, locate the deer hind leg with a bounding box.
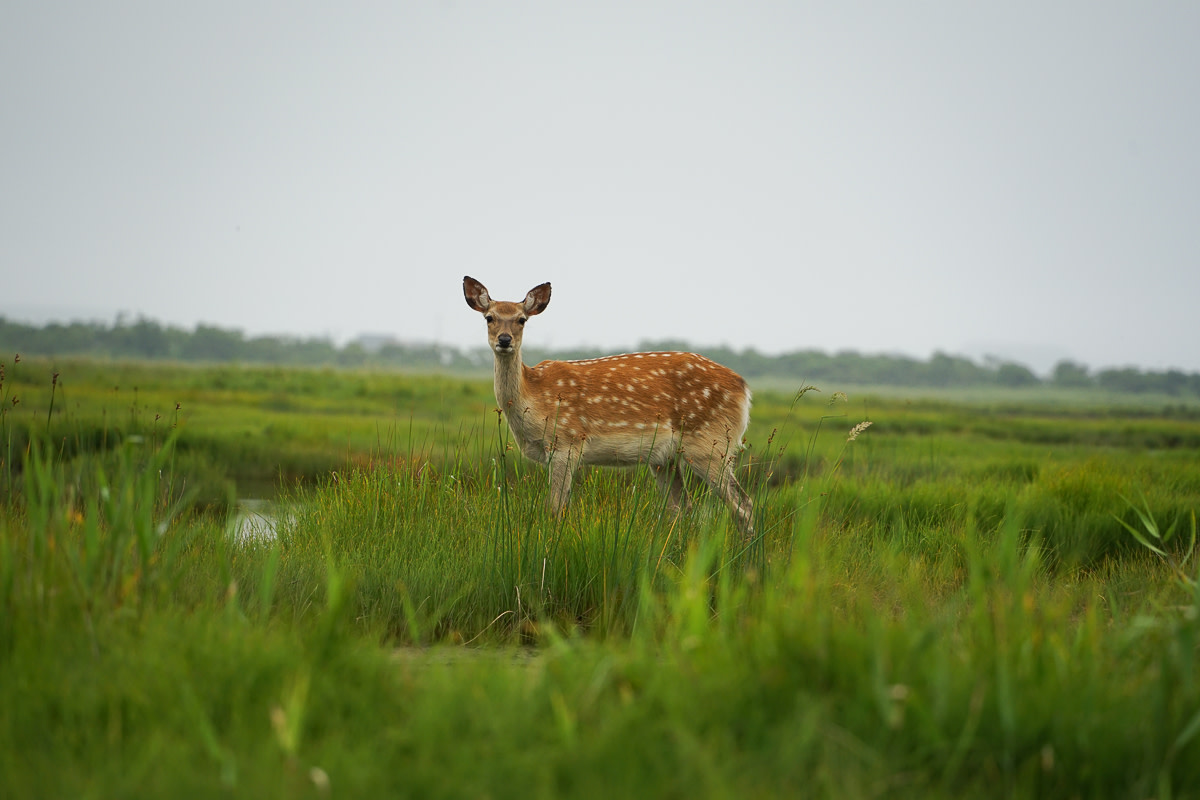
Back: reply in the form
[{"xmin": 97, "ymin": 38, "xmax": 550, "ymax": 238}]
[
  {"xmin": 715, "ymin": 467, "xmax": 755, "ymax": 539},
  {"xmin": 682, "ymin": 447, "xmax": 755, "ymax": 539},
  {"xmin": 651, "ymin": 460, "xmax": 693, "ymax": 514}
]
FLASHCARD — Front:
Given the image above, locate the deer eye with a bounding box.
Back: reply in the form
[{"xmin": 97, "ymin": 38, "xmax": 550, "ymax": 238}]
[
  {"xmin": 518, "ymin": 317, "xmax": 527, "ymax": 326},
  {"xmin": 485, "ymin": 315, "xmax": 494, "ymax": 323}
]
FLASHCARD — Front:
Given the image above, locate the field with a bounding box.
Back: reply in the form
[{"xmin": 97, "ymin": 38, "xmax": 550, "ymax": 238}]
[{"xmin": 3, "ymin": 356, "xmax": 1200, "ymax": 798}]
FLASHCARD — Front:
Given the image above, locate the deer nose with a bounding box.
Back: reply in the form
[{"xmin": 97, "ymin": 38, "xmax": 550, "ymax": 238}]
[{"xmin": 497, "ymin": 333, "xmax": 513, "ymax": 348}]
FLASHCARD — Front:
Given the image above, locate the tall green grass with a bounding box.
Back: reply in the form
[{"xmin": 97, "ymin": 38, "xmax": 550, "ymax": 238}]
[
  {"xmin": 3, "ymin": 360, "xmax": 1200, "ymax": 796},
  {"xmin": 3, "ymin": 437, "xmax": 1200, "ymax": 797}
]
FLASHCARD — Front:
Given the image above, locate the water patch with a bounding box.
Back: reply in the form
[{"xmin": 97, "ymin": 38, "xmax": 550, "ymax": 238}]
[{"xmin": 233, "ymin": 498, "xmax": 282, "ymax": 541}]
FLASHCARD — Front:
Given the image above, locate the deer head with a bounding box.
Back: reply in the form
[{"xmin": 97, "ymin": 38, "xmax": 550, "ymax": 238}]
[{"xmin": 463, "ymin": 276, "xmax": 550, "ymax": 357}]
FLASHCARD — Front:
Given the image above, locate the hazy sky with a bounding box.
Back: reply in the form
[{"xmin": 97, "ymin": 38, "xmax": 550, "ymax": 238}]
[{"xmin": 3, "ymin": 3, "xmax": 1198, "ymax": 374}]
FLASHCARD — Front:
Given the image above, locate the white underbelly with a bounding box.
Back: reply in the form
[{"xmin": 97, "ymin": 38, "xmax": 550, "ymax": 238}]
[{"xmin": 580, "ymin": 429, "xmax": 681, "ymax": 466}]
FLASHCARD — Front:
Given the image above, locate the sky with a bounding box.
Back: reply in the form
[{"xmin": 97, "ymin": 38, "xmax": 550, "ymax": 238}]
[{"xmin": 2, "ymin": 2, "xmax": 1198, "ymax": 375}]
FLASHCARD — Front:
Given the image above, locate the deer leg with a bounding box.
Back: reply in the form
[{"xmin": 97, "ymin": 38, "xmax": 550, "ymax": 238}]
[
  {"xmin": 683, "ymin": 456, "xmax": 755, "ymax": 539},
  {"xmin": 652, "ymin": 460, "xmax": 692, "ymax": 514},
  {"xmin": 547, "ymin": 450, "xmax": 576, "ymax": 515},
  {"xmin": 716, "ymin": 468, "xmax": 756, "ymax": 539}
]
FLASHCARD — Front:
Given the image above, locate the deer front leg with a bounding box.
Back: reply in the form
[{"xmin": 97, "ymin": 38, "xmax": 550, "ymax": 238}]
[{"xmin": 547, "ymin": 450, "xmax": 577, "ymax": 515}]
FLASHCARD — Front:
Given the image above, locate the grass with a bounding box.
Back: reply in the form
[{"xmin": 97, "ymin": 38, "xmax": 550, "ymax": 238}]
[
  {"xmin": 2, "ymin": 358, "xmax": 1200, "ymax": 796},
  {"xmin": 0, "ymin": 356, "xmax": 499, "ymax": 505}
]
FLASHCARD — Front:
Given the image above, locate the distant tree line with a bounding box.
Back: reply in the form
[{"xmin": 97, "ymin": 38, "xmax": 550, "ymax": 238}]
[{"xmin": 3, "ymin": 315, "xmax": 1199, "ymax": 396}]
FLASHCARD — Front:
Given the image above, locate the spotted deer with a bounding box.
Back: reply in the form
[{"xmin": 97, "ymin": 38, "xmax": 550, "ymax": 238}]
[{"xmin": 463, "ymin": 276, "xmax": 755, "ymax": 537}]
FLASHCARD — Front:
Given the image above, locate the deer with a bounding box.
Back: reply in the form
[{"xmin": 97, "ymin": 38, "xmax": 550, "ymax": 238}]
[{"xmin": 463, "ymin": 276, "xmax": 755, "ymax": 538}]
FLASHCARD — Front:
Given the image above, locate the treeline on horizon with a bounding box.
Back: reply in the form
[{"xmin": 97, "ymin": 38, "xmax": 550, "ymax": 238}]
[{"xmin": 3, "ymin": 314, "xmax": 1199, "ymax": 396}]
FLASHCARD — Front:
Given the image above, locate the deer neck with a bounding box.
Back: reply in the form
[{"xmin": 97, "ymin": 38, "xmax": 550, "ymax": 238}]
[{"xmin": 492, "ymin": 349, "xmax": 531, "ymax": 418}]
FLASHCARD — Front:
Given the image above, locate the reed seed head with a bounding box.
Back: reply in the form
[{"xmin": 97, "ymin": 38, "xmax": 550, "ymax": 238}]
[
  {"xmin": 846, "ymin": 420, "xmax": 873, "ymax": 442},
  {"xmin": 793, "ymin": 383, "xmax": 818, "ymax": 402},
  {"xmin": 309, "ymin": 767, "xmax": 330, "ymax": 794}
]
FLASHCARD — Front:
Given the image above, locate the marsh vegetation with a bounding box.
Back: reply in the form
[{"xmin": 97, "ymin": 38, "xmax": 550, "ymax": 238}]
[{"xmin": 2, "ymin": 356, "xmax": 1199, "ymax": 797}]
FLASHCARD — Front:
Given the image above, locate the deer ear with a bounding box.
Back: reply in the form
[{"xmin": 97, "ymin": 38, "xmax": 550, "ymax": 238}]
[
  {"xmin": 523, "ymin": 282, "xmax": 551, "ymax": 316},
  {"xmin": 463, "ymin": 276, "xmax": 492, "ymax": 312}
]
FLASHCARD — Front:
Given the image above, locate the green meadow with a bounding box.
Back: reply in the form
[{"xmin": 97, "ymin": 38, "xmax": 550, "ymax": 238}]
[{"xmin": 3, "ymin": 356, "xmax": 1200, "ymax": 798}]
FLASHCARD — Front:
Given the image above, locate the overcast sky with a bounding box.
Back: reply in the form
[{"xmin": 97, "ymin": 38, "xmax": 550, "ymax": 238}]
[{"xmin": 3, "ymin": 2, "xmax": 1198, "ymax": 374}]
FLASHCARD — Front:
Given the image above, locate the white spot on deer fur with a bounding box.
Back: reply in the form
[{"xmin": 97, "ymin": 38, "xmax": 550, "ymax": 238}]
[{"xmin": 702, "ymin": 388, "xmax": 711, "ymax": 398}]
